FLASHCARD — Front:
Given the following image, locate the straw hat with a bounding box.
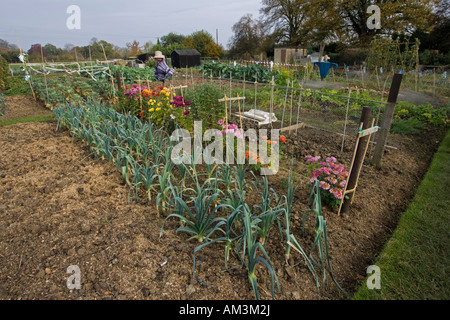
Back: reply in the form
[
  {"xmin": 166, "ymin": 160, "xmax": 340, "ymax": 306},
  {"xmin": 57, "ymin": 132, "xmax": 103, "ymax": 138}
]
[{"xmin": 154, "ymin": 51, "xmax": 165, "ymax": 59}]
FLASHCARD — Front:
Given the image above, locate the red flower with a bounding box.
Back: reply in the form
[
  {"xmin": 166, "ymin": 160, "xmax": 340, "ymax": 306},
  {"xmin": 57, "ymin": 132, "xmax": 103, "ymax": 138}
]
[{"xmin": 139, "ymin": 111, "xmax": 143, "ymax": 117}]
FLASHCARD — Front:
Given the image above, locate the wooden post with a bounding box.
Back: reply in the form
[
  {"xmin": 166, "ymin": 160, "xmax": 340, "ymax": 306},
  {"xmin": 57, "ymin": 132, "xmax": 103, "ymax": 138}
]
[
  {"xmin": 14, "ymin": 29, "xmax": 35, "ymax": 100},
  {"xmin": 116, "ymin": 70, "xmax": 122, "ymax": 90},
  {"xmin": 89, "ymin": 46, "xmax": 93, "ymax": 68},
  {"xmin": 254, "ymin": 75, "xmax": 258, "ymax": 110},
  {"xmin": 242, "ymin": 73, "xmax": 246, "ymax": 113},
  {"xmin": 295, "ymin": 87, "xmax": 303, "ymax": 136},
  {"xmin": 375, "ymin": 65, "xmax": 380, "ymax": 91},
  {"xmin": 224, "ymin": 95, "xmax": 228, "ymax": 126},
  {"xmin": 40, "ymin": 45, "xmax": 49, "ymax": 103},
  {"xmin": 341, "ymin": 89, "xmax": 352, "ymax": 153},
  {"xmin": 289, "ymin": 81, "xmax": 294, "ymax": 134},
  {"xmin": 237, "ymin": 93, "xmax": 243, "ymax": 130},
  {"xmin": 137, "ymin": 76, "xmax": 142, "ymax": 112},
  {"xmin": 269, "ymin": 76, "xmax": 274, "ymax": 128},
  {"xmin": 101, "ymin": 45, "xmax": 116, "ymax": 96},
  {"xmin": 229, "ymin": 72, "xmax": 232, "ymax": 116},
  {"xmin": 433, "ymin": 67, "xmax": 436, "ymax": 96},
  {"xmin": 281, "ymin": 79, "xmax": 290, "ymax": 128},
  {"xmin": 341, "ymin": 106, "xmax": 372, "ymax": 214},
  {"xmin": 371, "ymin": 73, "xmax": 403, "ymax": 169}
]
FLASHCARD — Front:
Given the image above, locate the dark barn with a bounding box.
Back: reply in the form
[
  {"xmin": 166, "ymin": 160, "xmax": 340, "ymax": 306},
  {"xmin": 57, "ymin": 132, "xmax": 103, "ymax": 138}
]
[
  {"xmin": 170, "ymin": 49, "xmax": 201, "ymax": 68},
  {"xmin": 136, "ymin": 53, "xmax": 153, "ymax": 63}
]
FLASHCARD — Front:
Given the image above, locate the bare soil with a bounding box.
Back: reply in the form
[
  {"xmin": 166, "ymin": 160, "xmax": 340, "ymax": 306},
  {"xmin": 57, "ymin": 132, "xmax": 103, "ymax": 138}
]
[
  {"xmin": 0, "ymin": 95, "xmax": 53, "ymax": 122},
  {"xmin": 0, "ymin": 95, "xmax": 446, "ymax": 300}
]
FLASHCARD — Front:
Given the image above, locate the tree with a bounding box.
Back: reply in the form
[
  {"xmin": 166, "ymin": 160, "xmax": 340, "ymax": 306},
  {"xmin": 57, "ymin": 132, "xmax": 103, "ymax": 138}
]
[
  {"xmin": 205, "ymin": 42, "xmax": 224, "ymax": 59},
  {"xmin": 143, "ymin": 41, "xmax": 154, "ymax": 53},
  {"xmin": 43, "ymin": 43, "xmax": 63, "ymax": 57},
  {"xmin": 260, "ymin": 0, "xmax": 313, "ymax": 47},
  {"xmin": 126, "ymin": 40, "xmax": 143, "ymax": 57},
  {"xmin": 27, "ymin": 44, "xmax": 46, "ymax": 62},
  {"xmin": 260, "ymin": 0, "xmax": 439, "ymax": 48},
  {"xmin": 0, "ymin": 39, "xmax": 17, "ymax": 50},
  {"xmin": 183, "ymin": 30, "xmax": 223, "ymax": 58},
  {"xmin": 160, "ymin": 33, "xmax": 186, "ymax": 47},
  {"xmin": 335, "ymin": 0, "xmax": 438, "ymax": 45},
  {"xmin": 81, "ymin": 39, "xmax": 117, "ymax": 60},
  {"xmin": 228, "ymin": 14, "xmax": 265, "ymax": 58}
]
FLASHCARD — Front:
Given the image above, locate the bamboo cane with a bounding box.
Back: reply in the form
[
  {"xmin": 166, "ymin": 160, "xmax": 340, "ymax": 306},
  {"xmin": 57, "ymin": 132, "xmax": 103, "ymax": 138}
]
[{"xmin": 101, "ymin": 45, "xmax": 116, "ymax": 96}]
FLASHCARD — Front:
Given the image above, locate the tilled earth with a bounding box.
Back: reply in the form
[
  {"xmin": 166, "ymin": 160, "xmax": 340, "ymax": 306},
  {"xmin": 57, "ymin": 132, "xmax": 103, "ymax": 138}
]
[{"xmin": 0, "ymin": 95, "xmax": 446, "ymax": 300}]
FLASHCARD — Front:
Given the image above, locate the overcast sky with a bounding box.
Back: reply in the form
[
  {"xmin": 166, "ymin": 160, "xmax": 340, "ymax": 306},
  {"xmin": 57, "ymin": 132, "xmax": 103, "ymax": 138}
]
[{"xmin": 0, "ymin": 0, "xmax": 262, "ymax": 51}]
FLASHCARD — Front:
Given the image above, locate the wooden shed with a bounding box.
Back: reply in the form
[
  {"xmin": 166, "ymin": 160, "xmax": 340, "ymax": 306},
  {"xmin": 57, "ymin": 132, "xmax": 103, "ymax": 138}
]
[
  {"xmin": 274, "ymin": 47, "xmax": 307, "ymax": 64},
  {"xmin": 171, "ymin": 49, "xmax": 201, "ymax": 68}
]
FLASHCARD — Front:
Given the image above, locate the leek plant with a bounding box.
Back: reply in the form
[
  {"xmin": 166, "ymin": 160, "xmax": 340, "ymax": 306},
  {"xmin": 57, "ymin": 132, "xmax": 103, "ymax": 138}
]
[
  {"xmin": 160, "ymin": 188, "xmax": 227, "ymax": 243},
  {"xmin": 154, "ymin": 160, "xmax": 175, "ymax": 213},
  {"xmin": 300, "ymin": 180, "xmax": 348, "ymax": 296},
  {"xmin": 240, "ymin": 202, "xmax": 281, "ymax": 300},
  {"xmin": 138, "ymin": 160, "xmax": 160, "ymax": 202},
  {"xmin": 217, "ymin": 163, "xmax": 234, "ymax": 193},
  {"xmin": 283, "ymin": 159, "xmax": 298, "ymax": 259},
  {"xmin": 192, "ymin": 204, "xmax": 242, "ymax": 285},
  {"xmin": 253, "ymin": 176, "xmax": 284, "ymax": 246}
]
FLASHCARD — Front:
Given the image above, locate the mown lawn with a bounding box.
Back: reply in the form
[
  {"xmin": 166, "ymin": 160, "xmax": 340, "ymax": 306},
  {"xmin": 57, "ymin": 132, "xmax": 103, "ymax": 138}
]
[
  {"xmin": 353, "ymin": 128, "xmax": 450, "ymax": 300},
  {"xmin": 0, "ymin": 115, "xmax": 55, "ymax": 126}
]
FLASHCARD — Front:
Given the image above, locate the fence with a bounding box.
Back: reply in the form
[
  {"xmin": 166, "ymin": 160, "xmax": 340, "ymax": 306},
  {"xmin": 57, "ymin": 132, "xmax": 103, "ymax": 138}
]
[{"xmin": 167, "ymin": 69, "xmax": 391, "ymax": 155}]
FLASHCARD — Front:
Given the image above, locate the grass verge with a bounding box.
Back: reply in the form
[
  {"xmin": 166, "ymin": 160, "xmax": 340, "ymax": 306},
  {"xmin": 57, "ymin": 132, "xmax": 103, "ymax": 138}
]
[
  {"xmin": 0, "ymin": 115, "xmax": 55, "ymax": 126},
  {"xmin": 353, "ymin": 128, "xmax": 450, "ymax": 300}
]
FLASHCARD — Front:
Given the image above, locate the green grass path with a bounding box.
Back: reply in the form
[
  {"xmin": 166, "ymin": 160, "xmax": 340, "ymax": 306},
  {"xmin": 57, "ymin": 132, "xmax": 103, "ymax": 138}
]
[{"xmin": 353, "ymin": 129, "xmax": 450, "ymax": 300}]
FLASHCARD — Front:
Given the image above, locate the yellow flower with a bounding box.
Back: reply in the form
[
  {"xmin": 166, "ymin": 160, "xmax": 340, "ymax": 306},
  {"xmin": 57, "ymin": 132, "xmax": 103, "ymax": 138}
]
[
  {"xmin": 156, "ymin": 108, "xmax": 161, "ymax": 111},
  {"xmin": 157, "ymin": 102, "xmax": 162, "ymax": 107},
  {"xmin": 149, "ymin": 108, "xmax": 155, "ymax": 112}
]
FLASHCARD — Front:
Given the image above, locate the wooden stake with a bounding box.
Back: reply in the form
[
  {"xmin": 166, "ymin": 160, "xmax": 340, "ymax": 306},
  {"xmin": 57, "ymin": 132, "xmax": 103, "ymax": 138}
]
[
  {"xmin": 224, "ymin": 95, "xmax": 228, "ymax": 126},
  {"xmin": 101, "ymin": 45, "xmax": 116, "ymax": 96},
  {"xmin": 237, "ymin": 93, "xmax": 243, "ymax": 130},
  {"xmin": 375, "ymin": 65, "xmax": 380, "ymax": 91},
  {"xmin": 89, "ymin": 45, "xmax": 93, "ymax": 68},
  {"xmin": 340, "ymin": 107, "xmax": 372, "ymax": 214},
  {"xmin": 137, "ymin": 75, "xmax": 142, "ymax": 111},
  {"xmin": 269, "ymin": 76, "xmax": 274, "ymax": 128},
  {"xmin": 295, "ymin": 87, "xmax": 303, "ymax": 136},
  {"xmin": 254, "ymin": 76, "xmax": 258, "ymax": 110},
  {"xmin": 242, "ymin": 73, "xmax": 246, "ymax": 114},
  {"xmin": 14, "ymin": 29, "xmax": 35, "ymax": 100},
  {"xmin": 281, "ymin": 79, "xmax": 290, "ymax": 128},
  {"xmin": 289, "ymin": 81, "xmax": 294, "ymax": 134},
  {"xmin": 40, "ymin": 45, "xmax": 49, "ymax": 103},
  {"xmin": 371, "ymin": 74, "xmax": 403, "ymax": 168},
  {"xmin": 116, "ymin": 70, "xmax": 122, "ymax": 90},
  {"xmin": 341, "ymin": 88, "xmax": 352, "ymax": 153},
  {"xmin": 229, "ymin": 72, "xmax": 232, "ymax": 116}
]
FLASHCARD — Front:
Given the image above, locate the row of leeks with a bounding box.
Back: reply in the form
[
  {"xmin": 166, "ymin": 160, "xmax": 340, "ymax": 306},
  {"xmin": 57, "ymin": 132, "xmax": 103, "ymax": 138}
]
[{"xmin": 54, "ymin": 101, "xmax": 347, "ymax": 300}]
